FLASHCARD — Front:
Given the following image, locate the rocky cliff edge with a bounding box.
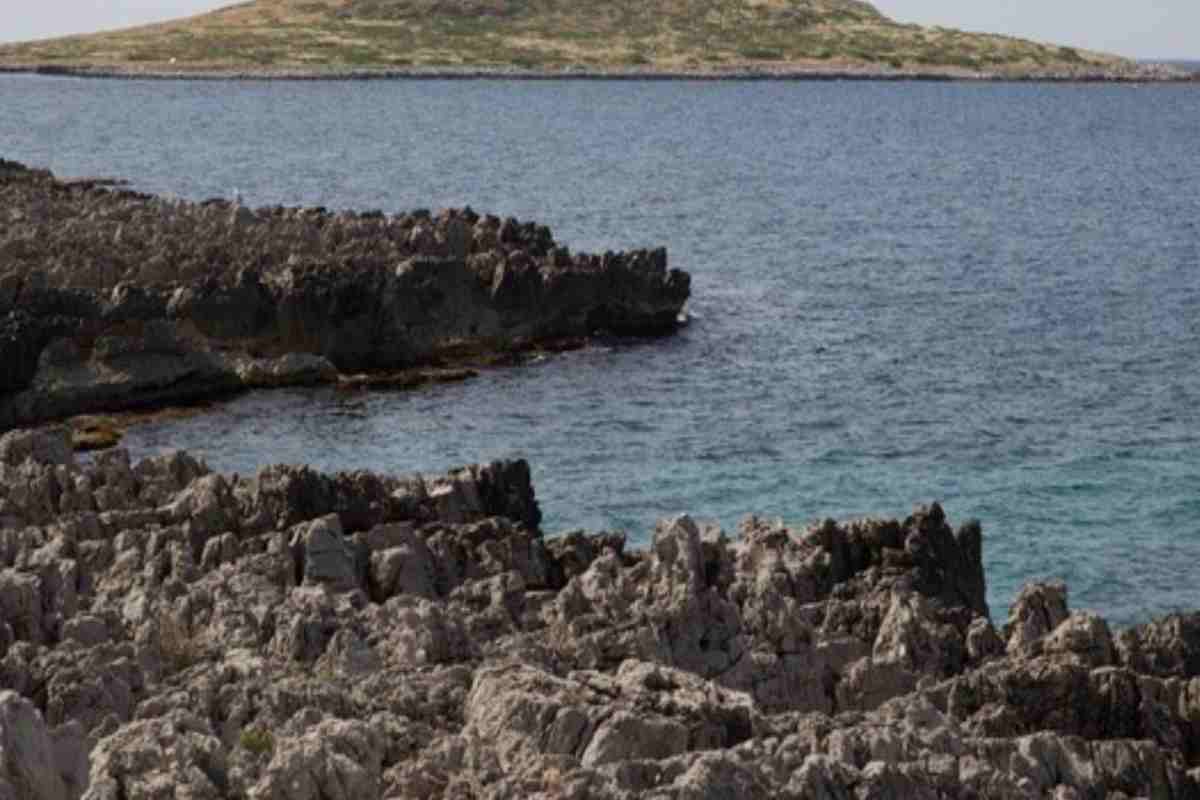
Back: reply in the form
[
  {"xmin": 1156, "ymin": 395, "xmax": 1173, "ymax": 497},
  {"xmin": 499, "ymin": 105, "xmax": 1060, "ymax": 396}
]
[{"xmin": 0, "ymin": 159, "xmax": 690, "ymax": 430}]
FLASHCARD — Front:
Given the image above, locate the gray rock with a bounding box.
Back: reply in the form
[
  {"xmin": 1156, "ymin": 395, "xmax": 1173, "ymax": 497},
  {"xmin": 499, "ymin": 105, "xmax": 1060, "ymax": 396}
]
[
  {"xmin": 580, "ymin": 710, "xmax": 689, "ymax": 767},
  {"xmin": 82, "ymin": 712, "xmax": 227, "ymax": 800},
  {"xmin": 1005, "ymin": 581, "xmax": 1070, "ymax": 653},
  {"xmin": 0, "ymin": 569, "xmax": 44, "ymax": 644},
  {"xmin": 0, "ymin": 163, "xmax": 689, "ymax": 426},
  {"xmin": 60, "ymin": 615, "xmax": 109, "ymax": 648},
  {"xmin": 250, "ymin": 718, "xmax": 383, "ymax": 800},
  {"xmin": 0, "ymin": 691, "xmax": 71, "ymax": 800},
  {"xmin": 294, "ymin": 515, "xmax": 359, "ymax": 593},
  {"xmin": 0, "ymin": 427, "xmax": 73, "ymax": 468},
  {"xmin": 368, "ymin": 531, "xmax": 437, "ymax": 601},
  {"xmin": 0, "ymin": 435, "xmax": 1192, "ymax": 800},
  {"xmin": 1042, "ymin": 612, "xmax": 1116, "ymax": 667},
  {"xmin": 965, "ymin": 616, "xmax": 1004, "ymax": 663},
  {"xmin": 235, "ymin": 353, "xmax": 337, "ymax": 388}
]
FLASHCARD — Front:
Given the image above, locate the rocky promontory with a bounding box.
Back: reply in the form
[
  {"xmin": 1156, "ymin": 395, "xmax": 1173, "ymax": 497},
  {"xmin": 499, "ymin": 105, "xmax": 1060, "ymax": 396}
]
[
  {"xmin": 0, "ymin": 159, "xmax": 690, "ymax": 430},
  {"xmin": 0, "ymin": 425, "xmax": 1198, "ymax": 798}
]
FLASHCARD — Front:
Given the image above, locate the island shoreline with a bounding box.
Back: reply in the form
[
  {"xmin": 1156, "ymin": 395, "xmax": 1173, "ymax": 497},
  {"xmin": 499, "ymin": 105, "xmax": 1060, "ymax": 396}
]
[{"xmin": 2, "ymin": 62, "xmax": 1195, "ymax": 83}]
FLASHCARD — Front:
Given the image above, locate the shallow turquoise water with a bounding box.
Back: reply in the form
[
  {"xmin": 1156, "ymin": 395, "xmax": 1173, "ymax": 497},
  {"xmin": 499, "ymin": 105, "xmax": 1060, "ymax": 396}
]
[{"xmin": 3, "ymin": 75, "xmax": 1199, "ymax": 625}]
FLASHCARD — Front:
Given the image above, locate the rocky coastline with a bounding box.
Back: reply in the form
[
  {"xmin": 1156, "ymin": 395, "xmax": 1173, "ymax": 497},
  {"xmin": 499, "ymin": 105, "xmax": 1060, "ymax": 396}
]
[
  {"xmin": 1, "ymin": 62, "xmax": 1194, "ymax": 82},
  {"xmin": 0, "ymin": 424, "xmax": 1197, "ymax": 798},
  {"xmin": 0, "ymin": 160, "xmax": 689, "ymax": 432},
  {"xmin": 5, "ymin": 152, "xmax": 1200, "ymax": 799}
]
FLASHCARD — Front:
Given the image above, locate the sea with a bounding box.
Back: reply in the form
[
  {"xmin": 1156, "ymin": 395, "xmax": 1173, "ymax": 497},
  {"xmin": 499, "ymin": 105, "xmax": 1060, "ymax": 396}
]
[{"xmin": 2, "ymin": 74, "xmax": 1198, "ymax": 626}]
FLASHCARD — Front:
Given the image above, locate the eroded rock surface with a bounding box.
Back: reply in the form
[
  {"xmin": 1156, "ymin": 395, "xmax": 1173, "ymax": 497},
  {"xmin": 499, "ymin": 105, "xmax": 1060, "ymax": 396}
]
[
  {"xmin": 0, "ymin": 159, "xmax": 690, "ymax": 428},
  {"xmin": 0, "ymin": 425, "xmax": 1198, "ymax": 798}
]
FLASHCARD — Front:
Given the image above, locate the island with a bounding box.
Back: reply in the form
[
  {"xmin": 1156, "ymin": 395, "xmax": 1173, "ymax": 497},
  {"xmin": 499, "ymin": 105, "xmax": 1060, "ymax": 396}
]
[{"xmin": 0, "ymin": 0, "xmax": 1188, "ymax": 81}]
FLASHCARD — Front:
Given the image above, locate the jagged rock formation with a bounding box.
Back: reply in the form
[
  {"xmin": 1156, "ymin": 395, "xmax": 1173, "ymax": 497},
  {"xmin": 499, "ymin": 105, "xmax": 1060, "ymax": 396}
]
[
  {"xmin": 0, "ymin": 425, "xmax": 1198, "ymax": 798},
  {"xmin": 0, "ymin": 159, "xmax": 690, "ymax": 429}
]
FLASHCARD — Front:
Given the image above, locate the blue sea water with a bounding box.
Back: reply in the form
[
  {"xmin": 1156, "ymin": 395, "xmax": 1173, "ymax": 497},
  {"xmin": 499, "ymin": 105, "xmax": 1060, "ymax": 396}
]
[{"xmin": 2, "ymin": 74, "xmax": 1199, "ymax": 626}]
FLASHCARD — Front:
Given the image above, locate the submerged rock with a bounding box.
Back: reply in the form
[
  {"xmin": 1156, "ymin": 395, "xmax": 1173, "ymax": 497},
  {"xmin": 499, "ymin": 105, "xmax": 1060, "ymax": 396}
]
[
  {"xmin": 0, "ymin": 161, "xmax": 690, "ymax": 429},
  {"xmin": 0, "ymin": 429, "xmax": 1197, "ymax": 798}
]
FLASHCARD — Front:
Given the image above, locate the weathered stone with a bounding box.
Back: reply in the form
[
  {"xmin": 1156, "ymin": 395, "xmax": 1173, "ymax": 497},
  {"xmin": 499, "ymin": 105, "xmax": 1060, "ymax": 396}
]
[
  {"xmin": 0, "ymin": 691, "xmax": 71, "ymax": 800},
  {"xmin": 82, "ymin": 712, "xmax": 227, "ymax": 800},
  {"xmin": 368, "ymin": 532, "xmax": 437, "ymax": 601},
  {"xmin": 294, "ymin": 515, "xmax": 359, "ymax": 592},
  {"xmin": 0, "ymin": 427, "xmax": 73, "ymax": 468},
  {"xmin": 1005, "ymin": 581, "xmax": 1070, "ymax": 654},
  {"xmin": 250, "ymin": 717, "xmax": 384, "ymax": 800},
  {"xmin": 235, "ymin": 353, "xmax": 338, "ymax": 388},
  {"xmin": 966, "ymin": 616, "xmax": 1004, "ymax": 663},
  {"xmin": 0, "ymin": 162, "xmax": 689, "ymax": 427},
  {"xmin": 1042, "ymin": 612, "xmax": 1116, "ymax": 667},
  {"xmin": 0, "ymin": 434, "xmax": 1193, "ymax": 799}
]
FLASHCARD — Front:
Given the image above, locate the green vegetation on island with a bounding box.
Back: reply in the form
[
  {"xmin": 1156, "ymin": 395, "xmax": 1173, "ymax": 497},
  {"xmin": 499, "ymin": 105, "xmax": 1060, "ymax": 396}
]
[{"xmin": 0, "ymin": 0, "xmax": 1157, "ymax": 76}]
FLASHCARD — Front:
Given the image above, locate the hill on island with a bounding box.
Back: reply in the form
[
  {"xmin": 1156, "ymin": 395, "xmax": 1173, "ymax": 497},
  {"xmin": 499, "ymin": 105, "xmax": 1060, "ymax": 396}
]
[{"xmin": 0, "ymin": 0, "xmax": 1134, "ymax": 75}]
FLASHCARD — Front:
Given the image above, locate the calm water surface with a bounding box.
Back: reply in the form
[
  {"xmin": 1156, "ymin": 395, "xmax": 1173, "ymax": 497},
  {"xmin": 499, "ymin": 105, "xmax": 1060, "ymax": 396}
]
[{"xmin": 3, "ymin": 75, "xmax": 1199, "ymax": 625}]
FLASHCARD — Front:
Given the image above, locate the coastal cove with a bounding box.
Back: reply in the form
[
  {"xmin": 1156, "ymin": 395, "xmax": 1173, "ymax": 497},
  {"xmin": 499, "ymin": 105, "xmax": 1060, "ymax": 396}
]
[{"xmin": 3, "ymin": 74, "xmax": 1200, "ymax": 627}]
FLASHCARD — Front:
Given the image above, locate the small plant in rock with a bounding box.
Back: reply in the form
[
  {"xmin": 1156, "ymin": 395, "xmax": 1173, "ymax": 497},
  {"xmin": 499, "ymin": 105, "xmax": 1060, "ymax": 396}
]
[{"xmin": 240, "ymin": 727, "xmax": 276, "ymax": 757}]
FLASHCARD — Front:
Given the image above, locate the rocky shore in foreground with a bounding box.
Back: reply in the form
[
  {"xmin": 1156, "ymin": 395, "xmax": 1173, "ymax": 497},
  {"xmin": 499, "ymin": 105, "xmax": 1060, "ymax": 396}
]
[
  {"xmin": 0, "ymin": 159, "xmax": 689, "ymax": 431},
  {"xmin": 0, "ymin": 425, "xmax": 1198, "ymax": 798}
]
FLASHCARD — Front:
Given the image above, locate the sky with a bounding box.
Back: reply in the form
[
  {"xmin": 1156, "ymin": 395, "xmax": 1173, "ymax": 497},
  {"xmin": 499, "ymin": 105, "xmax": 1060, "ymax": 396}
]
[{"xmin": 1, "ymin": 0, "xmax": 1196, "ymax": 59}]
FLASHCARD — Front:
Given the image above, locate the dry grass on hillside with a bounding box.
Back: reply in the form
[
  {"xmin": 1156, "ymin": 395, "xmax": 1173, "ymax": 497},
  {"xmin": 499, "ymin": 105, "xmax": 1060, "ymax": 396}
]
[{"xmin": 0, "ymin": 0, "xmax": 1127, "ymax": 73}]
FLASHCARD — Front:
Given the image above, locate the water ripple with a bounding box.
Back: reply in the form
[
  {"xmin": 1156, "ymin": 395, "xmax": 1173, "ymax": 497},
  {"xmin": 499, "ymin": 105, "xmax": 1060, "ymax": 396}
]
[{"xmin": 4, "ymin": 76, "xmax": 1200, "ymax": 625}]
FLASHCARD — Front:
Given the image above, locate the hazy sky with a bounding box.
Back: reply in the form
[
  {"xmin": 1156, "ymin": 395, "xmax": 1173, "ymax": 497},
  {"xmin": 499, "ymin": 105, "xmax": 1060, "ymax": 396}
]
[{"xmin": 2, "ymin": 1, "xmax": 1196, "ymax": 58}]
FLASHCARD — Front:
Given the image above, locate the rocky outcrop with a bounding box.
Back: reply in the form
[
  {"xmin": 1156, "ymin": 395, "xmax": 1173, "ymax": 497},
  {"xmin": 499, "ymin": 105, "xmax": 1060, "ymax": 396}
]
[
  {"xmin": 0, "ymin": 425, "xmax": 1198, "ymax": 797},
  {"xmin": 0, "ymin": 160, "xmax": 690, "ymax": 429}
]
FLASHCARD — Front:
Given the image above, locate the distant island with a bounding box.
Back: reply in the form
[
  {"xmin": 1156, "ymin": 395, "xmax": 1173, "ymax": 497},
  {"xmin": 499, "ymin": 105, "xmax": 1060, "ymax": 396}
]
[{"xmin": 0, "ymin": 0, "xmax": 1188, "ymax": 80}]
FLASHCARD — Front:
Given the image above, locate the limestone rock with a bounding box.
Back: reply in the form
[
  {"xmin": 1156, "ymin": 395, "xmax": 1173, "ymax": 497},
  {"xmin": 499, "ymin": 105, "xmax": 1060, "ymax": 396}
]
[
  {"xmin": 82, "ymin": 712, "xmax": 227, "ymax": 800},
  {"xmin": 0, "ymin": 426, "xmax": 73, "ymax": 468},
  {"xmin": 294, "ymin": 515, "xmax": 359, "ymax": 593},
  {"xmin": 0, "ymin": 691, "xmax": 72, "ymax": 800},
  {"xmin": 235, "ymin": 353, "xmax": 337, "ymax": 388},
  {"xmin": 250, "ymin": 718, "xmax": 383, "ymax": 800},
  {"xmin": 0, "ymin": 163, "xmax": 689, "ymax": 427},
  {"xmin": 0, "ymin": 434, "xmax": 1193, "ymax": 799},
  {"xmin": 1042, "ymin": 612, "xmax": 1116, "ymax": 667},
  {"xmin": 1005, "ymin": 581, "xmax": 1070, "ymax": 653}
]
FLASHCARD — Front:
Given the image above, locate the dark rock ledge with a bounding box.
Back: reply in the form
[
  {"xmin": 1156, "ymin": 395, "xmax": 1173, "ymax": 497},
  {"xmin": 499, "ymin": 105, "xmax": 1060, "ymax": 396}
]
[
  {"xmin": 1, "ymin": 425, "xmax": 1199, "ymax": 798},
  {"xmin": 0, "ymin": 159, "xmax": 690, "ymax": 430}
]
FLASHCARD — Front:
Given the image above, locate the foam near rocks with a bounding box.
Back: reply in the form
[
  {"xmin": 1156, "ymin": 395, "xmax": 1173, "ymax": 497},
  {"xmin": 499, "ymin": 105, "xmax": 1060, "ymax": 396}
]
[{"xmin": 0, "ymin": 425, "xmax": 1198, "ymax": 798}]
